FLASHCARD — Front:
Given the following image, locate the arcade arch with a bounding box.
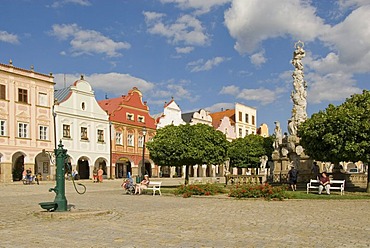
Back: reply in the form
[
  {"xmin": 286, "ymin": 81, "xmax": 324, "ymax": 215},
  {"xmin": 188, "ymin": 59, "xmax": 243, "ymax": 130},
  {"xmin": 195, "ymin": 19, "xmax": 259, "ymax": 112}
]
[
  {"xmin": 115, "ymin": 157, "xmax": 132, "ymax": 178},
  {"xmin": 12, "ymin": 152, "xmax": 26, "ymax": 181}
]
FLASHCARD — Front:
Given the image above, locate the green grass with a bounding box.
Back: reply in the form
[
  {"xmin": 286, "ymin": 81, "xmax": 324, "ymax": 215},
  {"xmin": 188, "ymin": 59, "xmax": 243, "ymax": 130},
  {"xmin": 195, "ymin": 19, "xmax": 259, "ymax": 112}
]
[
  {"xmin": 285, "ymin": 190, "xmax": 370, "ymax": 200},
  {"xmin": 159, "ymin": 185, "xmax": 370, "ymax": 200}
]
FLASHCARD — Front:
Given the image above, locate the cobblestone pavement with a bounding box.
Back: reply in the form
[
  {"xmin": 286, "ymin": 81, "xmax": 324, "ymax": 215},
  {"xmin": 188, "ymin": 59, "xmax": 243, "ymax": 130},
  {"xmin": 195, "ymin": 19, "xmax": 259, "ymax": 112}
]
[{"xmin": 0, "ymin": 180, "xmax": 369, "ymax": 248}]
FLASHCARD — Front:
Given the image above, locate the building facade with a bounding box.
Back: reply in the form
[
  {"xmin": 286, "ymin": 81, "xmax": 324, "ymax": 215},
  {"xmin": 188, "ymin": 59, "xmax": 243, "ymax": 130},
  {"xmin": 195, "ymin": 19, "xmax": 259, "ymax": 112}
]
[
  {"xmin": 155, "ymin": 98, "xmax": 185, "ymax": 129},
  {"xmin": 182, "ymin": 109, "xmax": 213, "ymax": 126},
  {"xmin": 0, "ymin": 61, "xmax": 55, "ymax": 183},
  {"xmin": 99, "ymin": 87, "xmax": 156, "ymax": 179},
  {"xmin": 54, "ymin": 76, "xmax": 110, "ymax": 180}
]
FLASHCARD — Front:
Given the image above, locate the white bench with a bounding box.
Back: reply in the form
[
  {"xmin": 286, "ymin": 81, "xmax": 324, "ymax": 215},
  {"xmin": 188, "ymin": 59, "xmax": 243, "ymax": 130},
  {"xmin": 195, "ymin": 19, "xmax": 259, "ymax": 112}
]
[
  {"xmin": 306, "ymin": 179, "xmax": 345, "ymax": 195},
  {"xmin": 146, "ymin": 181, "xmax": 162, "ymax": 196}
]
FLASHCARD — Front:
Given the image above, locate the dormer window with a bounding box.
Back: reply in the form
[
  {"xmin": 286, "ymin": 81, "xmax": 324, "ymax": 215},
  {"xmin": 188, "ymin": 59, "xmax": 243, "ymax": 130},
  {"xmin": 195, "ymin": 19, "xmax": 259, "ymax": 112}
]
[
  {"xmin": 127, "ymin": 113, "xmax": 134, "ymax": 121},
  {"xmin": 138, "ymin": 115, "xmax": 145, "ymax": 123}
]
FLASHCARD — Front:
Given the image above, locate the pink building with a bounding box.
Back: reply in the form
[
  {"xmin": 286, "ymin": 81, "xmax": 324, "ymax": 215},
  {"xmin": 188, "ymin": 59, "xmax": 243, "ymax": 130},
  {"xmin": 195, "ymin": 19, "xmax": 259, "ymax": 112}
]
[{"xmin": 0, "ymin": 61, "xmax": 55, "ymax": 183}]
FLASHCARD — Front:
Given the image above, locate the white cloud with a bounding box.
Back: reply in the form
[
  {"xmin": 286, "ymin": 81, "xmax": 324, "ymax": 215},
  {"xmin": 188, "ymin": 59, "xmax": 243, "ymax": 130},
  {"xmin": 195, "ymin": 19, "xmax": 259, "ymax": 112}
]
[
  {"xmin": 220, "ymin": 85, "xmax": 280, "ymax": 105},
  {"xmin": 50, "ymin": 24, "xmax": 131, "ymax": 57},
  {"xmin": 144, "ymin": 12, "xmax": 209, "ymax": 46},
  {"xmin": 224, "ymin": 0, "xmax": 329, "ymax": 54},
  {"xmin": 250, "ymin": 51, "xmax": 267, "ymax": 67},
  {"xmin": 50, "ymin": 0, "xmax": 91, "ymax": 8},
  {"xmin": 143, "ymin": 11, "xmax": 166, "ymax": 22},
  {"xmin": 149, "ymin": 79, "xmax": 198, "ymax": 107},
  {"xmin": 0, "ymin": 31, "xmax": 19, "ymax": 44},
  {"xmin": 160, "ymin": 0, "xmax": 231, "ymax": 15},
  {"xmin": 337, "ymin": 0, "xmax": 370, "ymax": 9},
  {"xmin": 319, "ymin": 5, "xmax": 370, "ymax": 73},
  {"xmin": 306, "ymin": 72, "xmax": 362, "ymax": 104},
  {"xmin": 205, "ymin": 102, "xmax": 235, "ymax": 112},
  {"xmin": 187, "ymin": 56, "xmax": 229, "ymax": 72},
  {"xmin": 54, "ymin": 73, "xmax": 154, "ymax": 96},
  {"xmin": 175, "ymin": 46, "xmax": 194, "ymax": 54}
]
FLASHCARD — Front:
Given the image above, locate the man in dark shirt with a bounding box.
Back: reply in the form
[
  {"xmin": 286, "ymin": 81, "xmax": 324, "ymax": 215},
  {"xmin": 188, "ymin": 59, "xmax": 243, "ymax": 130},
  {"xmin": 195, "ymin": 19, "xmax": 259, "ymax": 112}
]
[{"xmin": 288, "ymin": 165, "xmax": 298, "ymax": 191}]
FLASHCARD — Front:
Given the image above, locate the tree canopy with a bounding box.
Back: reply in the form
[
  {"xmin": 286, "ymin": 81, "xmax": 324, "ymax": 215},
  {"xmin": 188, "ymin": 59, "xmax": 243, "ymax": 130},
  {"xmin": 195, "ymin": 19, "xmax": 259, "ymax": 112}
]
[
  {"xmin": 298, "ymin": 90, "xmax": 370, "ymax": 192},
  {"xmin": 146, "ymin": 123, "xmax": 229, "ymax": 184},
  {"xmin": 228, "ymin": 134, "xmax": 273, "ymax": 168},
  {"xmin": 298, "ymin": 90, "xmax": 370, "ymax": 164}
]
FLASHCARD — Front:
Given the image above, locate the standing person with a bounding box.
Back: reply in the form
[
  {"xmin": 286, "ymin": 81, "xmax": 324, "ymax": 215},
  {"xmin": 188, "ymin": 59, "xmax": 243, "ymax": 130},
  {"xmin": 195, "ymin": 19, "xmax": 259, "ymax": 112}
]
[
  {"xmin": 97, "ymin": 167, "xmax": 104, "ymax": 183},
  {"xmin": 288, "ymin": 164, "xmax": 298, "ymax": 191},
  {"xmin": 93, "ymin": 168, "xmax": 98, "ymax": 183},
  {"xmin": 22, "ymin": 169, "xmax": 27, "ymax": 181},
  {"xmin": 318, "ymin": 172, "xmax": 330, "ymax": 195},
  {"xmin": 311, "ymin": 162, "xmax": 320, "ymax": 180}
]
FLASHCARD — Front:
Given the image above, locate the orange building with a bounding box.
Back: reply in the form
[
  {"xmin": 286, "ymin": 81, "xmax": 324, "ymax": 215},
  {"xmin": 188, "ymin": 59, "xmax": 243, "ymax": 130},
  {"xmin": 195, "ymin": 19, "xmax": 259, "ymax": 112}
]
[{"xmin": 98, "ymin": 87, "xmax": 156, "ymax": 179}]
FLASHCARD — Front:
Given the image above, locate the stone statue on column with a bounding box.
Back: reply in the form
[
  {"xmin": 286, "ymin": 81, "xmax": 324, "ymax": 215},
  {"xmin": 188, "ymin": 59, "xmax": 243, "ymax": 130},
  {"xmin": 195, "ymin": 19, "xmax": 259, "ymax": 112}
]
[{"xmin": 289, "ymin": 40, "xmax": 308, "ymax": 134}]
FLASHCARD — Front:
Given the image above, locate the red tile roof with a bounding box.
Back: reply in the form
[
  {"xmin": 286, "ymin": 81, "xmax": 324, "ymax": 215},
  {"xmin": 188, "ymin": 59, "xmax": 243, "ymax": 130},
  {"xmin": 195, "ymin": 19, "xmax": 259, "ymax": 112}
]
[
  {"xmin": 98, "ymin": 87, "xmax": 156, "ymax": 129},
  {"xmin": 209, "ymin": 109, "xmax": 235, "ymax": 128}
]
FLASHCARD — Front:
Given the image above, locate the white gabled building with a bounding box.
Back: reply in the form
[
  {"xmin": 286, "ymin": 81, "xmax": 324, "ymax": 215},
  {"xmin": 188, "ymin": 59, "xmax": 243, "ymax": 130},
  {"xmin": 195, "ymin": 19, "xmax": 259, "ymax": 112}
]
[
  {"xmin": 155, "ymin": 98, "xmax": 185, "ymax": 129},
  {"xmin": 54, "ymin": 76, "xmax": 110, "ymax": 180},
  {"xmin": 182, "ymin": 109, "xmax": 213, "ymax": 126}
]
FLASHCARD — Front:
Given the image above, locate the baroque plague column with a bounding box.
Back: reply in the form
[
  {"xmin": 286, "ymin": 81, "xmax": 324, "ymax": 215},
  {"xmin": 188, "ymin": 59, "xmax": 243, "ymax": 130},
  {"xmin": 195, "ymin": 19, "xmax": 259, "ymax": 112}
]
[{"xmin": 272, "ymin": 41, "xmax": 312, "ymax": 183}]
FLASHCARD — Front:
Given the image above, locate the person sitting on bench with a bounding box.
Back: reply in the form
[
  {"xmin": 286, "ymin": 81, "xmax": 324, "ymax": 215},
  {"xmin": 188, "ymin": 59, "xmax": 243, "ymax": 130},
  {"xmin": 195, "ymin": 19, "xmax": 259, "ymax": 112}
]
[
  {"xmin": 134, "ymin": 175, "xmax": 150, "ymax": 195},
  {"xmin": 318, "ymin": 172, "xmax": 330, "ymax": 195}
]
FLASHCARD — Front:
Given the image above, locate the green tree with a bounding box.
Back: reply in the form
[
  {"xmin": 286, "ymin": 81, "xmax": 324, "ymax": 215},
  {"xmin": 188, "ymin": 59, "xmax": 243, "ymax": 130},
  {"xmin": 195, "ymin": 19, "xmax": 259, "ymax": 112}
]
[
  {"xmin": 146, "ymin": 123, "xmax": 229, "ymax": 185},
  {"xmin": 298, "ymin": 90, "xmax": 370, "ymax": 192},
  {"xmin": 228, "ymin": 134, "xmax": 273, "ymax": 170}
]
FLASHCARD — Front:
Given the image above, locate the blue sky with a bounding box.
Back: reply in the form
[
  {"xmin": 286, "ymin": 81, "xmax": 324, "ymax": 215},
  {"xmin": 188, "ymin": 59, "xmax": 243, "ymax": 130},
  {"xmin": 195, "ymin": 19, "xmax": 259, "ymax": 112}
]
[{"xmin": 1, "ymin": 0, "xmax": 369, "ymax": 134}]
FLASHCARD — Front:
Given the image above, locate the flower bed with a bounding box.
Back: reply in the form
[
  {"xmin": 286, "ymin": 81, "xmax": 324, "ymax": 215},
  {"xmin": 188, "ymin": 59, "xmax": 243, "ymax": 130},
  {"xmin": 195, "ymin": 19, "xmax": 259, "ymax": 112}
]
[{"xmin": 228, "ymin": 183, "xmax": 288, "ymax": 200}]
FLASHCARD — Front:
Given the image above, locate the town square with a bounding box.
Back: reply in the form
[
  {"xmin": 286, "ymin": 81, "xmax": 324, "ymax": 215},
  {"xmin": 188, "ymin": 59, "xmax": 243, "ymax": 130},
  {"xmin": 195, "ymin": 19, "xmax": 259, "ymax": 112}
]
[
  {"xmin": 1, "ymin": 1, "xmax": 370, "ymax": 247},
  {"xmin": 1, "ymin": 180, "xmax": 370, "ymax": 248}
]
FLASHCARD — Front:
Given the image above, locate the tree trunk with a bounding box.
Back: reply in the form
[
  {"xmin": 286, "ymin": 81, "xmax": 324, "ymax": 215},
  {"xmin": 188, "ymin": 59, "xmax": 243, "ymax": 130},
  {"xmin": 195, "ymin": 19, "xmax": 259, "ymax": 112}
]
[
  {"xmin": 185, "ymin": 165, "xmax": 190, "ymax": 185},
  {"xmin": 367, "ymin": 167, "xmax": 370, "ymax": 193}
]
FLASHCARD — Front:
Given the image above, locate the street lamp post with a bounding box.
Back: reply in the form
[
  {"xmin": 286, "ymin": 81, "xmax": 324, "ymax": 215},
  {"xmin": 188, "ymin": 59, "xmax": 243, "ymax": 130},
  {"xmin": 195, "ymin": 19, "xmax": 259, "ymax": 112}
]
[{"xmin": 141, "ymin": 127, "xmax": 147, "ymax": 179}]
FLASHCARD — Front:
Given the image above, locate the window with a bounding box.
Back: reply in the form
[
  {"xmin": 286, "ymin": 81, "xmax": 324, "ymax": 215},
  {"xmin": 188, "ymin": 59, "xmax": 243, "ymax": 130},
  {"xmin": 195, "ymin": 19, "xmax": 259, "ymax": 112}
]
[
  {"xmin": 245, "ymin": 114, "xmax": 249, "ymax": 123},
  {"xmin": 138, "ymin": 116, "xmax": 145, "ymax": 123},
  {"xmin": 239, "ymin": 112, "xmax": 242, "ymax": 122},
  {"xmin": 38, "ymin": 92, "xmax": 48, "ymax": 106},
  {"xmin": 115, "ymin": 132, "xmax": 122, "ymax": 145},
  {"xmin": 63, "ymin": 124, "xmax": 71, "ymax": 138},
  {"xmin": 97, "ymin": 129, "xmax": 104, "ymax": 142},
  {"xmin": 127, "ymin": 113, "xmax": 134, "ymax": 121},
  {"xmin": 238, "ymin": 128, "xmax": 242, "ymax": 137},
  {"xmin": 0, "ymin": 85, "xmax": 5, "ymax": 100},
  {"xmin": 138, "ymin": 135, "xmax": 144, "ymax": 148},
  {"xmin": 127, "ymin": 133, "xmax": 134, "ymax": 146},
  {"xmin": 245, "ymin": 129, "xmax": 249, "ymax": 135},
  {"xmin": 0, "ymin": 120, "xmax": 5, "ymax": 136},
  {"xmin": 18, "ymin": 123, "xmax": 28, "ymax": 138},
  {"xmin": 252, "ymin": 115, "xmax": 255, "ymax": 125},
  {"xmin": 18, "ymin": 88, "xmax": 28, "ymax": 103},
  {"xmin": 39, "ymin": 126, "xmax": 48, "ymax": 140},
  {"xmin": 81, "ymin": 127, "xmax": 88, "ymax": 140}
]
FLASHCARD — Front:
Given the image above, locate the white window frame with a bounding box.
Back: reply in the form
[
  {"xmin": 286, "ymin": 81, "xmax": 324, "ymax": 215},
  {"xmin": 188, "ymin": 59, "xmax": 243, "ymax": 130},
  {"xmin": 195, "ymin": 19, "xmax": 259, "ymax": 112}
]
[
  {"xmin": 38, "ymin": 92, "xmax": 48, "ymax": 107},
  {"xmin": 18, "ymin": 122, "xmax": 28, "ymax": 138},
  {"xmin": 63, "ymin": 124, "xmax": 71, "ymax": 138},
  {"xmin": 126, "ymin": 113, "xmax": 134, "ymax": 121},
  {"xmin": 0, "ymin": 120, "xmax": 6, "ymax": 136},
  {"xmin": 115, "ymin": 132, "xmax": 122, "ymax": 145},
  {"xmin": 39, "ymin": 125, "xmax": 48, "ymax": 140},
  {"xmin": 81, "ymin": 127, "xmax": 88, "ymax": 140},
  {"xmin": 138, "ymin": 115, "xmax": 145, "ymax": 123},
  {"xmin": 138, "ymin": 135, "xmax": 144, "ymax": 148},
  {"xmin": 127, "ymin": 133, "xmax": 134, "ymax": 147},
  {"xmin": 97, "ymin": 129, "xmax": 104, "ymax": 142}
]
